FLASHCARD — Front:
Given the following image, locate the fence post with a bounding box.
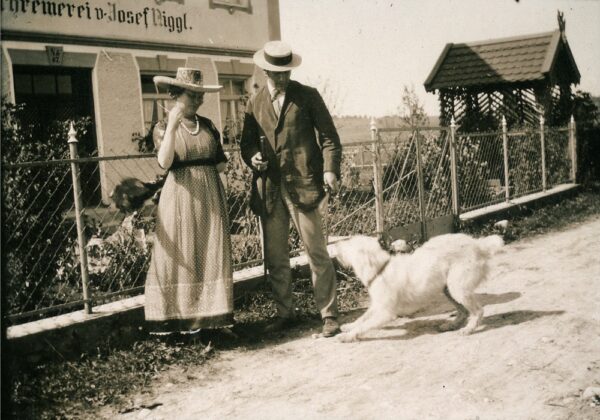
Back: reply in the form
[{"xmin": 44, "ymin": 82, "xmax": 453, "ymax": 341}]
[
  {"xmin": 449, "ymin": 116, "xmax": 460, "ymax": 218},
  {"xmin": 569, "ymin": 115, "xmax": 577, "ymax": 183},
  {"xmin": 502, "ymin": 116, "xmax": 510, "ymax": 202},
  {"xmin": 68, "ymin": 123, "xmax": 92, "ymax": 314},
  {"xmin": 414, "ymin": 126, "xmax": 428, "ymax": 241},
  {"xmin": 540, "ymin": 115, "xmax": 547, "ymax": 191},
  {"xmin": 370, "ymin": 117, "xmax": 385, "ymax": 236}
]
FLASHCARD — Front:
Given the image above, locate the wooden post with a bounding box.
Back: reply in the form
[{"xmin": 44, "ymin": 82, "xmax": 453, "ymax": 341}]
[
  {"xmin": 502, "ymin": 116, "xmax": 510, "ymax": 202},
  {"xmin": 68, "ymin": 123, "xmax": 92, "ymax": 314},
  {"xmin": 540, "ymin": 115, "xmax": 547, "ymax": 191},
  {"xmin": 414, "ymin": 127, "xmax": 427, "ymax": 241},
  {"xmin": 569, "ymin": 115, "xmax": 577, "ymax": 182},
  {"xmin": 370, "ymin": 117, "xmax": 385, "ymax": 236},
  {"xmin": 449, "ymin": 116, "xmax": 460, "ymax": 218}
]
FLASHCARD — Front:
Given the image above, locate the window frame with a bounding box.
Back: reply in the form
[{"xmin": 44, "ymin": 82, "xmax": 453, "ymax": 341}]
[
  {"xmin": 218, "ymin": 76, "xmax": 249, "ymax": 144},
  {"xmin": 209, "ymin": 0, "xmax": 252, "ymax": 14},
  {"xmin": 140, "ymin": 72, "xmax": 175, "ymax": 132}
]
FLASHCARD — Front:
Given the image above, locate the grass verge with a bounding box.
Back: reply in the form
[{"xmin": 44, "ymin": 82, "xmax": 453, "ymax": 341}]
[
  {"xmin": 4, "ymin": 187, "xmax": 600, "ymax": 419},
  {"xmin": 461, "ymin": 187, "xmax": 600, "ymax": 242}
]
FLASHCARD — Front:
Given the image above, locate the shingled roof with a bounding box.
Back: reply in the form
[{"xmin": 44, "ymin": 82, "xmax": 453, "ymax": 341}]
[{"xmin": 424, "ymin": 30, "xmax": 580, "ymax": 91}]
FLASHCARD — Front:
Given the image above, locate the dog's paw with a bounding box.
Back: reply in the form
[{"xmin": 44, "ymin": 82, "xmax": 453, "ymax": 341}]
[
  {"xmin": 458, "ymin": 327, "xmax": 476, "ymax": 336},
  {"xmin": 336, "ymin": 332, "xmax": 358, "ymax": 343},
  {"xmin": 340, "ymin": 323, "xmax": 354, "ymax": 332}
]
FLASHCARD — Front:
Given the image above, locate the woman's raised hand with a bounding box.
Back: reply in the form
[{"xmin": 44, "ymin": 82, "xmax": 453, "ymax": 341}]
[{"xmin": 167, "ymin": 103, "xmax": 184, "ymax": 129}]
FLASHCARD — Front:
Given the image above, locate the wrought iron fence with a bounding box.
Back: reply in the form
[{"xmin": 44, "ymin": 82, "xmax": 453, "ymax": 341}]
[{"xmin": 1, "ymin": 118, "xmax": 577, "ymax": 324}]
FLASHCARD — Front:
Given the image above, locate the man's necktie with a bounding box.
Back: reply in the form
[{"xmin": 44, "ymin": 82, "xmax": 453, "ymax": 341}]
[{"xmin": 271, "ymin": 89, "xmax": 282, "ymax": 117}]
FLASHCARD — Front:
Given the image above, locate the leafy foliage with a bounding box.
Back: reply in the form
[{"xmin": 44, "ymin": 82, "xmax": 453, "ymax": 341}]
[
  {"xmin": 84, "ymin": 213, "xmax": 153, "ymax": 295},
  {"xmin": 572, "ymin": 90, "xmax": 600, "ymax": 184},
  {"xmin": 2, "ymin": 101, "xmax": 153, "ymax": 317},
  {"xmin": 1, "ymin": 101, "xmax": 93, "ymax": 315},
  {"xmin": 397, "ymin": 84, "xmax": 429, "ymax": 127}
]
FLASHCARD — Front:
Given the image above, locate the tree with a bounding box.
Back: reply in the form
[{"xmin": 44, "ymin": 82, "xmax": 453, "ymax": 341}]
[
  {"xmin": 304, "ymin": 76, "xmax": 346, "ymax": 118},
  {"xmin": 572, "ymin": 90, "xmax": 600, "ymax": 183},
  {"xmin": 397, "ymin": 84, "xmax": 429, "ymax": 127}
]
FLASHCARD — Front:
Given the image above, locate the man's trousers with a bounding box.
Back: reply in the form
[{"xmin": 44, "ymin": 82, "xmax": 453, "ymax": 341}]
[{"xmin": 262, "ymin": 183, "xmax": 338, "ymax": 319}]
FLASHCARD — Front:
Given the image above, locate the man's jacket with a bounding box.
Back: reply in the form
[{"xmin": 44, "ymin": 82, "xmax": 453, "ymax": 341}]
[{"xmin": 240, "ymin": 80, "xmax": 342, "ymax": 215}]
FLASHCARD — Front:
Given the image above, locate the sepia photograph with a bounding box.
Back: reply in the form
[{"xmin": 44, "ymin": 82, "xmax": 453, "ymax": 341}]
[{"xmin": 1, "ymin": 0, "xmax": 599, "ymax": 418}]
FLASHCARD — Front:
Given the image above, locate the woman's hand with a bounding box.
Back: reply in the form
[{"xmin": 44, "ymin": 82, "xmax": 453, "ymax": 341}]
[{"xmin": 167, "ymin": 103, "xmax": 184, "ymax": 129}]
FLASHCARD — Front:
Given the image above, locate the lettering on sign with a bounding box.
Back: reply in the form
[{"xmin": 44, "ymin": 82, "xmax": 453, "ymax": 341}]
[{"xmin": 1, "ymin": 0, "xmax": 193, "ymax": 33}]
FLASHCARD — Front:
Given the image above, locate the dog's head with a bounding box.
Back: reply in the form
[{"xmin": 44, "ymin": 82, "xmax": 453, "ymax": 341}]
[{"xmin": 333, "ymin": 235, "xmax": 392, "ymax": 287}]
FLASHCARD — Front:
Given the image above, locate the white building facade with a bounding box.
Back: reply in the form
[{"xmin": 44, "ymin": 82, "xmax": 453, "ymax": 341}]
[{"xmin": 1, "ymin": 0, "xmax": 279, "ymax": 201}]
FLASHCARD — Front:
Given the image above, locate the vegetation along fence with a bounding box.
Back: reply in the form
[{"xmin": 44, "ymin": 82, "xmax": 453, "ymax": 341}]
[{"xmin": 1, "ymin": 117, "xmax": 576, "ymax": 325}]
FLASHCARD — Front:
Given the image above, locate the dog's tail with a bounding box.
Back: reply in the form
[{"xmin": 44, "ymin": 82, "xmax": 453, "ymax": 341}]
[{"xmin": 477, "ymin": 234, "xmax": 504, "ymax": 256}]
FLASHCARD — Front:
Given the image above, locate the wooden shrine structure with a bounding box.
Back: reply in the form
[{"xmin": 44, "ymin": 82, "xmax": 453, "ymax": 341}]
[{"xmin": 424, "ymin": 12, "xmax": 580, "ymax": 131}]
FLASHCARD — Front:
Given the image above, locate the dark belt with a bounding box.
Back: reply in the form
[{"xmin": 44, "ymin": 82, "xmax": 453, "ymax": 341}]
[{"xmin": 170, "ymin": 158, "xmax": 218, "ymax": 170}]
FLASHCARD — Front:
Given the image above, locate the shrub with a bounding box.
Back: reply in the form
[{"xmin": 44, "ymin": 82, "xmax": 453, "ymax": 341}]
[{"xmin": 1, "ymin": 100, "xmax": 93, "ymax": 315}]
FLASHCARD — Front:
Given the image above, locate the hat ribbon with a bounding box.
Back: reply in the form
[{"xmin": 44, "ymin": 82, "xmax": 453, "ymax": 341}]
[{"xmin": 265, "ymin": 51, "xmax": 292, "ymax": 66}]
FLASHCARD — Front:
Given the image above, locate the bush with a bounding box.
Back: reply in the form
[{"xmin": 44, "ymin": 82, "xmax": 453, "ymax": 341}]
[
  {"xmin": 1, "ymin": 100, "xmax": 93, "ymax": 315},
  {"xmin": 572, "ymin": 91, "xmax": 600, "ymax": 184}
]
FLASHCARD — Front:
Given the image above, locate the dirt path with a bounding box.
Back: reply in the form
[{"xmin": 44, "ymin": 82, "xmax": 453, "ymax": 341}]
[{"xmin": 110, "ymin": 217, "xmax": 600, "ymax": 420}]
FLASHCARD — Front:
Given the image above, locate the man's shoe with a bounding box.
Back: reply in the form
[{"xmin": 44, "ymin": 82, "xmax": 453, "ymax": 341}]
[
  {"xmin": 263, "ymin": 317, "xmax": 294, "ymax": 334},
  {"xmin": 322, "ymin": 317, "xmax": 341, "ymax": 337}
]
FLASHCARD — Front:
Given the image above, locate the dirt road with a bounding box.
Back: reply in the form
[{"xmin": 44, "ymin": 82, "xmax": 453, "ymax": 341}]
[{"xmin": 111, "ymin": 217, "xmax": 600, "ymax": 419}]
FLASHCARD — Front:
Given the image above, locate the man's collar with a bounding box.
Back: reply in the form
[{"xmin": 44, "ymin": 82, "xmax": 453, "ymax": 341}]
[{"xmin": 266, "ymin": 79, "xmax": 289, "ymax": 97}]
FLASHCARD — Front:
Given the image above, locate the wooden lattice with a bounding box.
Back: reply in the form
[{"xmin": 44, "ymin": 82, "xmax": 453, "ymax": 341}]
[{"xmin": 438, "ymin": 84, "xmax": 574, "ymax": 131}]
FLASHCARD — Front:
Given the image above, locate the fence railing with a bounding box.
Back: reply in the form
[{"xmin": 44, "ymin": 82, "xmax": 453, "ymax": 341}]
[{"xmin": 1, "ymin": 118, "xmax": 577, "ymax": 324}]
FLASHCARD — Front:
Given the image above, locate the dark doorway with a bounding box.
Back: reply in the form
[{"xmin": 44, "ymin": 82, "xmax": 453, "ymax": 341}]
[{"xmin": 13, "ymin": 65, "xmax": 101, "ymax": 205}]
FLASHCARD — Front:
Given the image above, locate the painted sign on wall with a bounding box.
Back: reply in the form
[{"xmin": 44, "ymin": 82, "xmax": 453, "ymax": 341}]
[{"xmin": 1, "ymin": 0, "xmax": 271, "ymax": 50}]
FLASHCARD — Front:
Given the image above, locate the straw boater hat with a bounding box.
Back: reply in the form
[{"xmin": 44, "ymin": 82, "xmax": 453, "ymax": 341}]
[
  {"xmin": 253, "ymin": 41, "xmax": 302, "ymax": 72},
  {"xmin": 153, "ymin": 68, "xmax": 222, "ymax": 92}
]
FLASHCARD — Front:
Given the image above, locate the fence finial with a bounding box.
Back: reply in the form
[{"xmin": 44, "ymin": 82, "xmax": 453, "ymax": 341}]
[
  {"xmin": 502, "ymin": 116, "xmax": 507, "ymax": 128},
  {"xmin": 68, "ymin": 122, "xmax": 78, "ymax": 144},
  {"xmin": 540, "ymin": 114, "xmax": 545, "ymax": 127},
  {"xmin": 370, "ymin": 117, "xmax": 377, "ymax": 133},
  {"xmin": 450, "ymin": 116, "xmax": 456, "ymax": 128},
  {"xmin": 570, "ymin": 114, "xmax": 575, "ymax": 125}
]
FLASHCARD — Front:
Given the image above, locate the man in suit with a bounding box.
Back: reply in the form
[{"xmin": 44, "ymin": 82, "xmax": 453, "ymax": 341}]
[{"xmin": 240, "ymin": 41, "xmax": 342, "ymax": 337}]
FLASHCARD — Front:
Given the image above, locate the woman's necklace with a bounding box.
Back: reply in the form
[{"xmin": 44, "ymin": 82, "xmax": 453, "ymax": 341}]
[{"xmin": 180, "ymin": 115, "xmax": 200, "ymax": 136}]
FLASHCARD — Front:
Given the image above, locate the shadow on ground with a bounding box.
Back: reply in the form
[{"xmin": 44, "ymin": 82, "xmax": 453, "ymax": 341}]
[
  {"xmin": 149, "ymin": 293, "xmax": 543, "ymax": 348},
  {"xmin": 358, "ymin": 309, "xmax": 565, "ymax": 342},
  {"xmin": 411, "ymin": 291, "xmax": 522, "ymax": 318},
  {"xmin": 476, "ymin": 309, "xmax": 565, "ymax": 334}
]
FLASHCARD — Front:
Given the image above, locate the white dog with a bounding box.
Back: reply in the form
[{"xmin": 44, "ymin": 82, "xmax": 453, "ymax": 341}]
[{"xmin": 333, "ymin": 233, "xmax": 504, "ymax": 342}]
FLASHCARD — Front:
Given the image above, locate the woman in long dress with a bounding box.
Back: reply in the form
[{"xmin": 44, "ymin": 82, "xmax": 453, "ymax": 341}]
[{"xmin": 144, "ymin": 68, "xmax": 233, "ymax": 334}]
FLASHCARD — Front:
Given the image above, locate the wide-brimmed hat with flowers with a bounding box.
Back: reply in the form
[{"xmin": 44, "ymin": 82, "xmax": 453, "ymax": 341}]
[
  {"xmin": 153, "ymin": 67, "xmax": 222, "ymax": 92},
  {"xmin": 253, "ymin": 41, "xmax": 302, "ymax": 72}
]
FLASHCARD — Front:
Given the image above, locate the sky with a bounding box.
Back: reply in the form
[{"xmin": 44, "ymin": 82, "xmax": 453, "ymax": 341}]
[{"xmin": 279, "ymin": 0, "xmax": 600, "ymax": 117}]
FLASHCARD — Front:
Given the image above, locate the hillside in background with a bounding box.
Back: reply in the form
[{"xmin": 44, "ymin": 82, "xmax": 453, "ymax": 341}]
[{"xmin": 333, "ymin": 115, "xmax": 440, "ymax": 144}]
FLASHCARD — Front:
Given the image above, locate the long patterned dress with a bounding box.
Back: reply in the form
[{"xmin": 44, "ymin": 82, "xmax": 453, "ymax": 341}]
[{"xmin": 144, "ymin": 117, "xmax": 233, "ymax": 333}]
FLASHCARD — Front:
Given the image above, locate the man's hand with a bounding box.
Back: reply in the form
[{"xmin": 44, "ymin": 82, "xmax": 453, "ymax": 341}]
[
  {"xmin": 323, "ymin": 171, "xmax": 339, "ymax": 193},
  {"xmin": 251, "ymin": 152, "xmax": 268, "ymax": 172}
]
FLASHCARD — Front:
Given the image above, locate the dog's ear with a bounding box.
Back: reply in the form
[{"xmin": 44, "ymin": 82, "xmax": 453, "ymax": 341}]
[{"xmin": 377, "ymin": 232, "xmax": 394, "ymax": 253}]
